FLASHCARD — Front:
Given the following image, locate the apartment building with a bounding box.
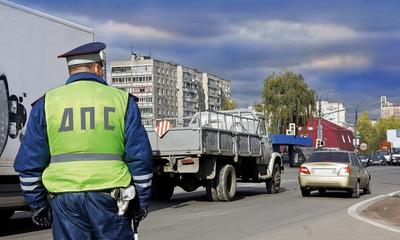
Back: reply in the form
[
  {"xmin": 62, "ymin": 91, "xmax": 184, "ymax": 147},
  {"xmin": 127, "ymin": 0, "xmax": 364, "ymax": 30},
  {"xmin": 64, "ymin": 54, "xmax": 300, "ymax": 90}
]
[
  {"xmin": 381, "ymin": 96, "xmax": 400, "ymax": 119},
  {"xmin": 176, "ymin": 66, "xmax": 205, "ymax": 120},
  {"xmin": 111, "ymin": 54, "xmax": 232, "ymax": 127},
  {"xmin": 202, "ymin": 73, "xmax": 221, "ymax": 111},
  {"xmin": 111, "ymin": 54, "xmax": 178, "ymax": 126}
]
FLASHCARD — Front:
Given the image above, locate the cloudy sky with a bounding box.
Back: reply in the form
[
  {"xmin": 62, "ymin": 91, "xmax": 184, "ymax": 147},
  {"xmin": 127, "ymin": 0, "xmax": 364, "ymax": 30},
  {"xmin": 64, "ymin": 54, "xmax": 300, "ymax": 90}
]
[{"xmin": 12, "ymin": 0, "xmax": 400, "ymax": 121}]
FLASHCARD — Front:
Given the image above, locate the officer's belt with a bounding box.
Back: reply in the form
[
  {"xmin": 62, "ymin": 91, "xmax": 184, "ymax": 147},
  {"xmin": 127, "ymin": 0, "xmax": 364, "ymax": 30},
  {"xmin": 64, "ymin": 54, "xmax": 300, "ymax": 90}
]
[{"xmin": 50, "ymin": 153, "xmax": 123, "ymax": 163}]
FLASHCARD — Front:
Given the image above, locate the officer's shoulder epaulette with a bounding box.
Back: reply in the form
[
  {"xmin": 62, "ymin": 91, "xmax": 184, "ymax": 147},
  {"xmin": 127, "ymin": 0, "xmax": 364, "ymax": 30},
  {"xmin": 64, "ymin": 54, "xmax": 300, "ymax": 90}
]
[
  {"xmin": 31, "ymin": 95, "xmax": 45, "ymax": 107},
  {"xmin": 128, "ymin": 93, "xmax": 139, "ymax": 102}
]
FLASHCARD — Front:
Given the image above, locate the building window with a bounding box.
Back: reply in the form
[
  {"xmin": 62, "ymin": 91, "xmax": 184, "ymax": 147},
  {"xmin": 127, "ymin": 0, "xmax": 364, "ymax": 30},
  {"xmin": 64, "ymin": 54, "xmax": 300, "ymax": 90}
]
[{"xmin": 397, "ymin": 129, "xmax": 400, "ymax": 137}]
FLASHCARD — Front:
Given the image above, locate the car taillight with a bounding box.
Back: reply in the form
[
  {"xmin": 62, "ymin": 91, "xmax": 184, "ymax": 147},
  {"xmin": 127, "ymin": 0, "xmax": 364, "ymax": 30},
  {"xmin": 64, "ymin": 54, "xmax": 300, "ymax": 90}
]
[
  {"xmin": 338, "ymin": 166, "xmax": 350, "ymax": 176},
  {"xmin": 299, "ymin": 166, "xmax": 310, "ymax": 175}
]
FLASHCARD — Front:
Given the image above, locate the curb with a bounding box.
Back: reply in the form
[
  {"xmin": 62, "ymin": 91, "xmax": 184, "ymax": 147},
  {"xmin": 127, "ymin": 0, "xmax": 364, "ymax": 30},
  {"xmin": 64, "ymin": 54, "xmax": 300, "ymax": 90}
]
[{"xmin": 347, "ymin": 191, "xmax": 400, "ymax": 234}]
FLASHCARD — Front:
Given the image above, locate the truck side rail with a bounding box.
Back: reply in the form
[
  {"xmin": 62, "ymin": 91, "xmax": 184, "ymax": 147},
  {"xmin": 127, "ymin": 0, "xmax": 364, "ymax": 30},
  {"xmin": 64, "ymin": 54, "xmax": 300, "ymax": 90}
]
[{"xmin": 145, "ymin": 111, "xmax": 265, "ymax": 157}]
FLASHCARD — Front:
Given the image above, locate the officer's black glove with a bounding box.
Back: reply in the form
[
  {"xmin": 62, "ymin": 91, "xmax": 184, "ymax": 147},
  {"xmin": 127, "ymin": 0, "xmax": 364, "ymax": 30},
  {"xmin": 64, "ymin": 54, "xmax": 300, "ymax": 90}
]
[
  {"xmin": 31, "ymin": 205, "xmax": 52, "ymax": 228},
  {"xmin": 134, "ymin": 208, "xmax": 148, "ymax": 223}
]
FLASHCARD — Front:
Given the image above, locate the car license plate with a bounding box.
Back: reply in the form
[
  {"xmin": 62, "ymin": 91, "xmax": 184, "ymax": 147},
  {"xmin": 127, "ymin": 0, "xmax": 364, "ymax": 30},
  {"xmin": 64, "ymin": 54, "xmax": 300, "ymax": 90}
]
[{"xmin": 313, "ymin": 168, "xmax": 335, "ymax": 176}]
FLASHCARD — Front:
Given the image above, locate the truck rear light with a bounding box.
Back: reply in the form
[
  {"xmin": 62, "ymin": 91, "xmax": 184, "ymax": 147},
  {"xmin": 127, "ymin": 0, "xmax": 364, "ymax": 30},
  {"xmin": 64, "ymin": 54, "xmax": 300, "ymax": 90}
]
[
  {"xmin": 299, "ymin": 166, "xmax": 310, "ymax": 175},
  {"xmin": 180, "ymin": 158, "xmax": 194, "ymax": 165},
  {"xmin": 338, "ymin": 166, "xmax": 350, "ymax": 176}
]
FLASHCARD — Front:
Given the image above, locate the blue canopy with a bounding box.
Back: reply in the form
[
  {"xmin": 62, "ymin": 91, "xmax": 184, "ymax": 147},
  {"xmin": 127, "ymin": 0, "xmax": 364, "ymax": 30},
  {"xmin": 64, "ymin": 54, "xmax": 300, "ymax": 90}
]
[{"xmin": 271, "ymin": 134, "xmax": 312, "ymax": 147}]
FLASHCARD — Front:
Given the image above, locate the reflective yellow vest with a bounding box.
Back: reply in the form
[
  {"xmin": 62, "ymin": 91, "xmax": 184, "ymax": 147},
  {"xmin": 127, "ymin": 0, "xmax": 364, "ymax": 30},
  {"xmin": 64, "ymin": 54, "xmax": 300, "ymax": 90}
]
[{"xmin": 42, "ymin": 80, "xmax": 131, "ymax": 193}]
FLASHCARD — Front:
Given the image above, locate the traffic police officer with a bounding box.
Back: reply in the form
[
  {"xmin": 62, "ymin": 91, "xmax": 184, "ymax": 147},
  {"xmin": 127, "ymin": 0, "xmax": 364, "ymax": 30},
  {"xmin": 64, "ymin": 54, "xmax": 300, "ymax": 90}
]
[{"xmin": 14, "ymin": 42, "xmax": 153, "ymax": 239}]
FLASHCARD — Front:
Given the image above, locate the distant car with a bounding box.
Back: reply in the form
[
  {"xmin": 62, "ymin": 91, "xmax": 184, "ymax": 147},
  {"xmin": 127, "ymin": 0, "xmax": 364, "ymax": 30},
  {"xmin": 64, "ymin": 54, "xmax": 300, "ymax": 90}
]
[
  {"xmin": 376, "ymin": 150, "xmax": 392, "ymax": 165},
  {"xmin": 370, "ymin": 153, "xmax": 387, "ymax": 166},
  {"xmin": 358, "ymin": 155, "xmax": 371, "ymax": 166},
  {"xmin": 298, "ymin": 151, "xmax": 371, "ymax": 198},
  {"xmin": 391, "ymin": 148, "xmax": 400, "ymax": 166}
]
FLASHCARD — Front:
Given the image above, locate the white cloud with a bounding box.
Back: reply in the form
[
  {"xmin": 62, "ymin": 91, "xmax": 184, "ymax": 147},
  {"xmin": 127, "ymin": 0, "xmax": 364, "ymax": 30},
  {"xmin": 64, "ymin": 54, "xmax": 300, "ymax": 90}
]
[
  {"xmin": 296, "ymin": 54, "xmax": 372, "ymax": 70},
  {"xmin": 231, "ymin": 20, "xmax": 359, "ymax": 46},
  {"xmin": 96, "ymin": 20, "xmax": 178, "ymax": 41}
]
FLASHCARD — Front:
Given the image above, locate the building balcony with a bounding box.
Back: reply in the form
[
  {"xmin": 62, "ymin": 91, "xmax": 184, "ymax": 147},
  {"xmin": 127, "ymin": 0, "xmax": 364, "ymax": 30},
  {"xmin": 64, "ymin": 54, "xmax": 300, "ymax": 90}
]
[
  {"xmin": 183, "ymin": 87, "xmax": 198, "ymax": 94},
  {"xmin": 138, "ymin": 103, "xmax": 154, "ymax": 107},
  {"xmin": 184, "ymin": 97, "xmax": 198, "ymax": 103}
]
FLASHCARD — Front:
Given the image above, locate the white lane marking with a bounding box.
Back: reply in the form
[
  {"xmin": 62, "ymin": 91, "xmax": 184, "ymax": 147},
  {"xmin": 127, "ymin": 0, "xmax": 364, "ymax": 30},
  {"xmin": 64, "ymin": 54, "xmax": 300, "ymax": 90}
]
[{"xmin": 347, "ymin": 191, "xmax": 400, "ymax": 234}]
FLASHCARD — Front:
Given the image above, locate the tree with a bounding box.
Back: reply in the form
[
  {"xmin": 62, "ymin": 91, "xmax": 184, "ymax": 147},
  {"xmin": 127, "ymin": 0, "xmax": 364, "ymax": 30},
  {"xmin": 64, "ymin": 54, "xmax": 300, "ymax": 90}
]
[
  {"xmin": 371, "ymin": 117, "xmax": 400, "ymax": 152},
  {"xmin": 358, "ymin": 113, "xmax": 400, "ymax": 152},
  {"xmin": 221, "ymin": 98, "xmax": 236, "ymax": 110},
  {"xmin": 357, "ymin": 112, "xmax": 375, "ymax": 153},
  {"xmin": 262, "ymin": 70, "xmax": 316, "ymax": 134}
]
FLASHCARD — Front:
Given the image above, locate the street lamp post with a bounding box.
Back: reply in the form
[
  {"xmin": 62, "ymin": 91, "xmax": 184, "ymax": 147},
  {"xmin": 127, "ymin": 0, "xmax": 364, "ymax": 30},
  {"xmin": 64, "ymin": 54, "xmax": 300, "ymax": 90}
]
[
  {"xmin": 317, "ymin": 89, "xmax": 335, "ymax": 148},
  {"xmin": 354, "ymin": 98, "xmax": 370, "ymax": 151}
]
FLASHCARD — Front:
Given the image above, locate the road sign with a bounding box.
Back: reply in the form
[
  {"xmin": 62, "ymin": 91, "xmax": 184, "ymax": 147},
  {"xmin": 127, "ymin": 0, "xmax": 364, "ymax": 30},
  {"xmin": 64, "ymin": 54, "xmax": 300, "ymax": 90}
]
[
  {"xmin": 360, "ymin": 143, "xmax": 367, "ymax": 151},
  {"xmin": 155, "ymin": 120, "xmax": 171, "ymax": 138}
]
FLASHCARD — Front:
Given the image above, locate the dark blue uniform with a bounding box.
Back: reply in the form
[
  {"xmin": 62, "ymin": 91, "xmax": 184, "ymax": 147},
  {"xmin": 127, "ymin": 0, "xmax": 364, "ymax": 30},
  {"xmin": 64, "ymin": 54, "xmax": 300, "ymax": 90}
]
[{"xmin": 14, "ymin": 72, "xmax": 153, "ymax": 239}]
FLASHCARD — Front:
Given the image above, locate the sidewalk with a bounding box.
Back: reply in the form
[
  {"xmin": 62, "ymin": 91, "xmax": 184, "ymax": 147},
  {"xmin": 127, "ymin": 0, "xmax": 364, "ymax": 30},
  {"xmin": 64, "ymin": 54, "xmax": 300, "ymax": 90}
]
[{"xmin": 361, "ymin": 195, "xmax": 400, "ymax": 228}]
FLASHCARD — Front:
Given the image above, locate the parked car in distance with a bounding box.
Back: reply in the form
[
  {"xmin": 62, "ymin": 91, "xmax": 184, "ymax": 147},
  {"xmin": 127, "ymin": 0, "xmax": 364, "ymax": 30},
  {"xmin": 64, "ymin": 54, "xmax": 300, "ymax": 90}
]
[
  {"xmin": 391, "ymin": 148, "xmax": 400, "ymax": 166},
  {"xmin": 376, "ymin": 150, "xmax": 392, "ymax": 165},
  {"xmin": 358, "ymin": 154, "xmax": 371, "ymax": 166},
  {"xmin": 298, "ymin": 151, "xmax": 371, "ymax": 198},
  {"xmin": 370, "ymin": 152, "xmax": 387, "ymax": 166}
]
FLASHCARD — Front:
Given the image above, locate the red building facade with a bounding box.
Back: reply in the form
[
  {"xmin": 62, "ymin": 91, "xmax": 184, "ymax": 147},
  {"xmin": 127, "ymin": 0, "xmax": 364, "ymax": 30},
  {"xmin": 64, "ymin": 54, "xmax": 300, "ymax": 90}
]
[{"xmin": 299, "ymin": 118, "xmax": 355, "ymax": 151}]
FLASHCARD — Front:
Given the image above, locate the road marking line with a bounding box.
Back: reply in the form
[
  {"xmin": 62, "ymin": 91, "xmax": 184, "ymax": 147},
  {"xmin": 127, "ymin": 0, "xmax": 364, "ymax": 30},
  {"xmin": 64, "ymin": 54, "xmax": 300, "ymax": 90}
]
[{"xmin": 347, "ymin": 191, "xmax": 400, "ymax": 234}]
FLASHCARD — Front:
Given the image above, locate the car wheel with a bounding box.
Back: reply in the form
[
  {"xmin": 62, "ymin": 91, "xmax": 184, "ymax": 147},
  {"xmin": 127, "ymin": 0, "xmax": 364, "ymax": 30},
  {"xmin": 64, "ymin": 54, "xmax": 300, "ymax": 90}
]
[
  {"xmin": 301, "ymin": 187, "xmax": 310, "ymax": 197},
  {"xmin": 363, "ymin": 181, "xmax": 371, "ymax": 194},
  {"xmin": 351, "ymin": 181, "xmax": 360, "ymax": 198}
]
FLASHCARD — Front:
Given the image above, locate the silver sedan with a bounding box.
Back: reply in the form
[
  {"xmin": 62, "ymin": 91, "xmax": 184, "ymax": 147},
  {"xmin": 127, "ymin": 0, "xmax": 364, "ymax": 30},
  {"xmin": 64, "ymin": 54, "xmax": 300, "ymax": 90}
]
[{"xmin": 298, "ymin": 151, "xmax": 371, "ymax": 198}]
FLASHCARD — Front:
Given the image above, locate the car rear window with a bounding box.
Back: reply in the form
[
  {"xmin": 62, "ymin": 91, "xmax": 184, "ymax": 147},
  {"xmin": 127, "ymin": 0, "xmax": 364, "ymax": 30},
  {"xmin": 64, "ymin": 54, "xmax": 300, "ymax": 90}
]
[
  {"xmin": 377, "ymin": 150, "xmax": 389, "ymax": 155},
  {"xmin": 307, "ymin": 152, "xmax": 350, "ymax": 163}
]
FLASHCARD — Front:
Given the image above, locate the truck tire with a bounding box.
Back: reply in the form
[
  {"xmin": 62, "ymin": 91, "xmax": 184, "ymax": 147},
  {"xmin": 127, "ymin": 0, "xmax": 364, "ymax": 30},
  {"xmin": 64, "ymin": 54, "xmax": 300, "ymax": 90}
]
[
  {"xmin": 217, "ymin": 164, "xmax": 237, "ymax": 201},
  {"xmin": 0, "ymin": 210, "xmax": 14, "ymax": 222},
  {"xmin": 151, "ymin": 175, "xmax": 175, "ymax": 201},
  {"xmin": 206, "ymin": 180, "xmax": 219, "ymax": 202},
  {"xmin": 266, "ymin": 163, "xmax": 281, "ymax": 194}
]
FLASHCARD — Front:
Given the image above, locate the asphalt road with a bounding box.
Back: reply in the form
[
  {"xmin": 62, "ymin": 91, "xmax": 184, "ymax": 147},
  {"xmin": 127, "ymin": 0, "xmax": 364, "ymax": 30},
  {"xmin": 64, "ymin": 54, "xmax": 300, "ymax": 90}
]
[{"xmin": 2, "ymin": 166, "xmax": 400, "ymax": 240}]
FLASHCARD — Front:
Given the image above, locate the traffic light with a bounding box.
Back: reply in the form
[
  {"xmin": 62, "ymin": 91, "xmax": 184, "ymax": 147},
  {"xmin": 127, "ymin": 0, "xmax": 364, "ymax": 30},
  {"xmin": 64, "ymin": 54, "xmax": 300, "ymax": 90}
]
[
  {"xmin": 316, "ymin": 139, "xmax": 324, "ymax": 149},
  {"xmin": 286, "ymin": 123, "xmax": 296, "ymax": 135}
]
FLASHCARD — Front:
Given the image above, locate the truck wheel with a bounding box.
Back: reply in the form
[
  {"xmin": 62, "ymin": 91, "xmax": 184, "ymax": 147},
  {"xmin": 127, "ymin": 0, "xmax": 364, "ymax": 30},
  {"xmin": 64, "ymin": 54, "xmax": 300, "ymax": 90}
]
[
  {"xmin": 217, "ymin": 164, "xmax": 237, "ymax": 201},
  {"xmin": 206, "ymin": 180, "xmax": 219, "ymax": 202},
  {"xmin": 0, "ymin": 210, "xmax": 14, "ymax": 222},
  {"xmin": 266, "ymin": 163, "xmax": 281, "ymax": 194},
  {"xmin": 151, "ymin": 175, "xmax": 175, "ymax": 201}
]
